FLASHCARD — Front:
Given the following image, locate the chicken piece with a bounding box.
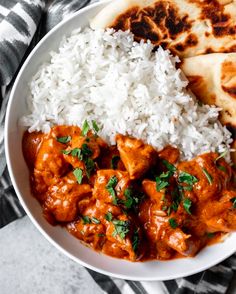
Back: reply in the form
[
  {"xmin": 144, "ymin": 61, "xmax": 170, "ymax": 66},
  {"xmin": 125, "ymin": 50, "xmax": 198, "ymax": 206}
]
[
  {"xmin": 142, "ymin": 180, "xmax": 172, "ymax": 211},
  {"xmin": 201, "ymin": 191, "xmax": 236, "ymax": 232},
  {"xmin": 43, "ymin": 172, "xmax": 92, "ymax": 222},
  {"xmin": 158, "ymin": 145, "xmax": 180, "ymax": 164},
  {"xmin": 165, "ymin": 229, "xmax": 201, "ymax": 256},
  {"xmin": 139, "ymin": 185, "xmax": 201, "ymax": 257},
  {"xmin": 63, "ymin": 131, "xmax": 107, "ymax": 169},
  {"xmin": 103, "ymin": 212, "xmax": 142, "ymax": 261},
  {"xmin": 22, "ymin": 131, "xmax": 44, "ymax": 169},
  {"xmin": 93, "ymin": 169, "xmax": 131, "ymax": 204},
  {"xmin": 35, "ymin": 137, "xmax": 69, "ymax": 178},
  {"xmin": 116, "ymin": 134, "xmax": 157, "ymax": 179},
  {"xmin": 33, "ymin": 136, "xmax": 70, "ymax": 197},
  {"xmin": 177, "ymin": 152, "xmax": 231, "ymax": 202},
  {"xmin": 68, "ymin": 220, "xmax": 105, "ymax": 250}
]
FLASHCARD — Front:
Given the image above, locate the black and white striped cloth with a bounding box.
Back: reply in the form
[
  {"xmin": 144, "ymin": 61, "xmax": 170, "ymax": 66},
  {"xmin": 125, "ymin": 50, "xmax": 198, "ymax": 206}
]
[{"xmin": 0, "ymin": 1, "xmax": 235, "ymax": 293}]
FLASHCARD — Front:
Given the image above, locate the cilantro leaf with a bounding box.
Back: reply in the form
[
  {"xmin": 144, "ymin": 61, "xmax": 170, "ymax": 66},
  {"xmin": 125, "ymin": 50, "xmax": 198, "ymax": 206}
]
[
  {"xmin": 201, "ymin": 168, "xmax": 213, "ymax": 185},
  {"xmin": 169, "ymin": 218, "xmax": 178, "ymax": 229},
  {"xmin": 230, "ymin": 197, "xmax": 236, "ymax": 209},
  {"xmin": 106, "ymin": 176, "xmax": 118, "ymax": 204},
  {"xmin": 162, "ymin": 159, "xmax": 176, "ymax": 172},
  {"xmin": 81, "ymin": 120, "xmax": 90, "ymax": 136},
  {"xmin": 91, "ymin": 217, "xmax": 100, "ymax": 224},
  {"xmin": 92, "ymin": 120, "xmax": 100, "ymax": 133},
  {"xmin": 82, "ymin": 216, "xmax": 91, "ymax": 224},
  {"xmin": 112, "ymin": 220, "xmax": 130, "ymax": 239},
  {"xmin": 85, "ymin": 157, "xmax": 95, "ymax": 178},
  {"xmin": 98, "ymin": 233, "xmax": 105, "ymax": 237},
  {"xmin": 215, "ymin": 150, "xmax": 228, "ymax": 162},
  {"xmin": 207, "ymin": 232, "xmax": 215, "ymax": 238},
  {"xmin": 178, "ymin": 171, "xmax": 198, "ymax": 186},
  {"xmin": 132, "ymin": 229, "xmax": 139, "ymax": 253},
  {"xmin": 156, "ymin": 171, "xmax": 173, "ymax": 191},
  {"xmin": 105, "ymin": 212, "xmax": 113, "ymax": 222},
  {"xmin": 217, "ymin": 165, "xmax": 226, "ymax": 172},
  {"xmin": 123, "ymin": 187, "xmax": 140, "ymax": 209},
  {"xmin": 71, "ymin": 147, "xmax": 82, "ymax": 159},
  {"xmin": 57, "ymin": 136, "xmax": 71, "ymax": 144},
  {"xmin": 183, "ymin": 198, "xmax": 192, "ymax": 214},
  {"xmin": 81, "ymin": 144, "xmax": 93, "ymax": 157},
  {"xmin": 62, "ymin": 149, "xmax": 71, "ymax": 155},
  {"xmin": 111, "ymin": 155, "xmax": 120, "ymax": 170},
  {"xmin": 73, "ymin": 168, "xmax": 83, "ymax": 184}
]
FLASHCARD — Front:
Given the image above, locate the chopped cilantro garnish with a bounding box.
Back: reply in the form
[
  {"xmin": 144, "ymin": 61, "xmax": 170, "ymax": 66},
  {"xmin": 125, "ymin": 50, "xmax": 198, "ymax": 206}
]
[
  {"xmin": 111, "ymin": 155, "xmax": 120, "ymax": 170},
  {"xmin": 182, "ymin": 185, "xmax": 193, "ymax": 191},
  {"xmin": 82, "ymin": 216, "xmax": 100, "ymax": 224},
  {"xmin": 202, "ymin": 168, "xmax": 213, "ymax": 185},
  {"xmin": 85, "ymin": 157, "xmax": 95, "ymax": 178},
  {"xmin": 183, "ymin": 198, "xmax": 192, "ymax": 215},
  {"xmin": 169, "ymin": 218, "xmax": 178, "ymax": 229},
  {"xmin": 217, "ymin": 165, "xmax": 226, "ymax": 172},
  {"xmin": 73, "ymin": 168, "xmax": 83, "ymax": 184},
  {"xmin": 91, "ymin": 217, "xmax": 100, "ymax": 224},
  {"xmin": 62, "ymin": 149, "xmax": 71, "ymax": 155},
  {"xmin": 57, "ymin": 136, "xmax": 71, "ymax": 144},
  {"xmin": 66, "ymin": 144, "xmax": 95, "ymax": 178},
  {"xmin": 106, "ymin": 176, "xmax": 118, "ymax": 205},
  {"xmin": 161, "ymin": 194, "xmax": 166, "ymax": 201},
  {"xmin": 112, "ymin": 220, "xmax": 130, "ymax": 239},
  {"xmin": 132, "ymin": 229, "xmax": 139, "ymax": 252},
  {"xmin": 81, "ymin": 144, "xmax": 93, "ymax": 157},
  {"xmin": 71, "ymin": 147, "xmax": 82, "ymax": 159},
  {"xmin": 81, "ymin": 120, "xmax": 90, "ymax": 136},
  {"xmin": 207, "ymin": 232, "xmax": 215, "ymax": 238},
  {"xmin": 215, "ymin": 150, "xmax": 228, "ymax": 162},
  {"xmin": 162, "ymin": 159, "xmax": 176, "ymax": 172},
  {"xmin": 230, "ymin": 197, "xmax": 236, "ymax": 209},
  {"xmin": 178, "ymin": 171, "xmax": 198, "ymax": 186},
  {"xmin": 170, "ymin": 188, "xmax": 182, "ymax": 213},
  {"xmin": 105, "ymin": 212, "xmax": 113, "ymax": 222},
  {"xmin": 124, "ymin": 188, "xmax": 133, "ymax": 209},
  {"xmin": 98, "ymin": 233, "xmax": 105, "ymax": 237},
  {"xmin": 92, "ymin": 120, "xmax": 100, "ymax": 133},
  {"xmin": 156, "ymin": 171, "xmax": 172, "ymax": 191},
  {"xmin": 167, "ymin": 206, "xmax": 172, "ymax": 216},
  {"xmin": 171, "ymin": 202, "xmax": 179, "ymax": 212},
  {"xmin": 82, "ymin": 216, "xmax": 91, "ymax": 224},
  {"xmin": 123, "ymin": 187, "xmax": 140, "ymax": 209},
  {"xmin": 161, "ymin": 205, "xmax": 168, "ymax": 211}
]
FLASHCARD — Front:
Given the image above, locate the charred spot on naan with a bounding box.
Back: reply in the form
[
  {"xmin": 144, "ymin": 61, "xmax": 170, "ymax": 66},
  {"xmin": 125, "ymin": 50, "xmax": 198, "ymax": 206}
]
[
  {"xmin": 109, "ymin": 6, "xmax": 140, "ymax": 31},
  {"xmin": 174, "ymin": 34, "xmax": 198, "ymax": 53},
  {"xmin": 110, "ymin": 1, "xmax": 192, "ymax": 42},
  {"xmin": 199, "ymin": 0, "xmax": 236, "ymax": 37}
]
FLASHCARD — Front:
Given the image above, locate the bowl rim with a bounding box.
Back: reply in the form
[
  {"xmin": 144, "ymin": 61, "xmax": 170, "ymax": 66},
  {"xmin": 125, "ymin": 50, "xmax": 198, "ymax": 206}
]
[{"xmin": 4, "ymin": 0, "xmax": 236, "ymax": 281}]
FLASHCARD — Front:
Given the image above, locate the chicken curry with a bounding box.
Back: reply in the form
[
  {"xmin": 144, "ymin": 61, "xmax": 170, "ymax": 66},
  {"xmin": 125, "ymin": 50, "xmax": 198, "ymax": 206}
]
[{"xmin": 22, "ymin": 122, "xmax": 236, "ymax": 261}]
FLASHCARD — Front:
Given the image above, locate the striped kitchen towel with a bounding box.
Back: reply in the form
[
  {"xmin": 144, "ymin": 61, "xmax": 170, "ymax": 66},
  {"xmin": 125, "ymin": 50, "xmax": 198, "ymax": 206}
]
[{"xmin": 0, "ymin": 1, "xmax": 235, "ymax": 294}]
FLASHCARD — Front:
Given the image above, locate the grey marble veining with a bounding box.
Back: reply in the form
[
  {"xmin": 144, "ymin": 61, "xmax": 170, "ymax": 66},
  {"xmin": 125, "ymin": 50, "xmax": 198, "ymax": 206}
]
[{"xmin": 0, "ymin": 217, "xmax": 104, "ymax": 294}]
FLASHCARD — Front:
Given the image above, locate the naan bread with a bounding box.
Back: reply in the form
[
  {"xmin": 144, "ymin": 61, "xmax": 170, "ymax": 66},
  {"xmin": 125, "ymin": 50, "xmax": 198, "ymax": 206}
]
[
  {"xmin": 91, "ymin": 0, "xmax": 236, "ymax": 58},
  {"xmin": 181, "ymin": 53, "xmax": 236, "ymax": 128}
]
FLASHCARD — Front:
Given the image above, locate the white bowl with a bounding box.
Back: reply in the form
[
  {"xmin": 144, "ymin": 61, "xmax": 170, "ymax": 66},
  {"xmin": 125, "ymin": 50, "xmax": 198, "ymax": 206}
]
[{"xmin": 5, "ymin": 0, "xmax": 236, "ymax": 281}]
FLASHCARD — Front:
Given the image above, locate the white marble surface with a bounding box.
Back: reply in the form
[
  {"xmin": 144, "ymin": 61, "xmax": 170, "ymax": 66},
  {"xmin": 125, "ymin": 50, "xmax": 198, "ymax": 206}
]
[
  {"xmin": 0, "ymin": 217, "xmax": 104, "ymax": 294},
  {"xmin": 1, "ymin": 217, "xmax": 235, "ymax": 294}
]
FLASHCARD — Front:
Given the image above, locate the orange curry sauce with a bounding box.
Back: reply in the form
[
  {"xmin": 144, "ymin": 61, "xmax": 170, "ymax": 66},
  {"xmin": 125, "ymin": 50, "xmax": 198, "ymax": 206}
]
[{"xmin": 22, "ymin": 125, "xmax": 236, "ymax": 261}]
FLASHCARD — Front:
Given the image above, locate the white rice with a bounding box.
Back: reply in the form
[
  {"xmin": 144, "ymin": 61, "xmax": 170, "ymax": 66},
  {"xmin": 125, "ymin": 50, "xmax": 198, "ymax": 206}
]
[{"xmin": 20, "ymin": 28, "xmax": 233, "ymax": 160}]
